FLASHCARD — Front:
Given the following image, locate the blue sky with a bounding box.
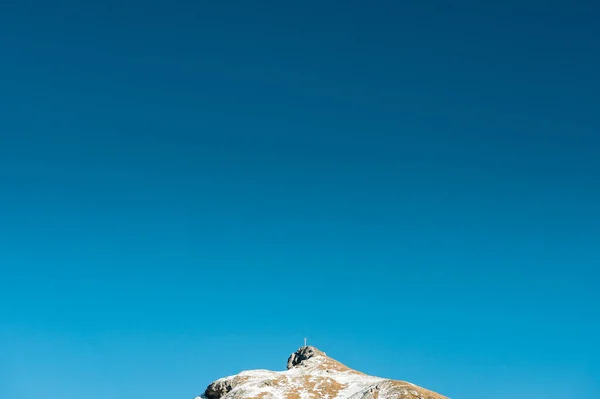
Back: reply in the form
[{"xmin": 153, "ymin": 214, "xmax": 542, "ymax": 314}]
[{"xmin": 1, "ymin": 1, "xmax": 599, "ymax": 398}]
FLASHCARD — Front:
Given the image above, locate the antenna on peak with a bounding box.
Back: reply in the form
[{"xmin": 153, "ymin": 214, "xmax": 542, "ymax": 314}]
[{"xmin": 304, "ymin": 337, "xmax": 307, "ymax": 347}]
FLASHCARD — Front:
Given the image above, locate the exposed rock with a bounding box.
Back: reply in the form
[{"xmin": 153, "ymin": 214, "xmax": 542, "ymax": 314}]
[
  {"xmin": 286, "ymin": 345, "xmax": 323, "ymax": 369},
  {"xmin": 204, "ymin": 380, "xmax": 234, "ymax": 399}
]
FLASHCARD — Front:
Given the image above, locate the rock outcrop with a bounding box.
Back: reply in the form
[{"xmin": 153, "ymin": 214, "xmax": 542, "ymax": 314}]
[
  {"xmin": 286, "ymin": 346, "xmax": 323, "ymax": 369},
  {"xmin": 205, "ymin": 380, "xmax": 234, "ymax": 399}
]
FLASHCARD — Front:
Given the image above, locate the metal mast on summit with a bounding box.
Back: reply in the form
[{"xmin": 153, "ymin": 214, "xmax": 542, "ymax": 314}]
[{"xmin": 304, "ymin": 337, "xmax": 307, "ymax": 347}]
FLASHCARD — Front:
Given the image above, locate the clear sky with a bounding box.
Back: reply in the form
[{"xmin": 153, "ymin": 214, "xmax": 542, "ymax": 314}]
[{"xmin": 1, "ymin": 1, "xmax": 599, "ymax": 398}]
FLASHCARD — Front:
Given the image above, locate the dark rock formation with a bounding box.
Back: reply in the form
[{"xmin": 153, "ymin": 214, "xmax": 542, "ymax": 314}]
[
  {"xmin": 286, "ymin": 346, "xmax": 323, "ymax": 369},
  {"xmin": 204, "ymin": 380, "xmax": 234, "ymax": 399}
]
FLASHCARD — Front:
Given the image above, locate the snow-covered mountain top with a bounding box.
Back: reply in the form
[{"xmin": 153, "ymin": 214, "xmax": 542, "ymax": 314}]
[{"xmin": 197, "ymin": 346, "xmax": 448, "ymax": 399}]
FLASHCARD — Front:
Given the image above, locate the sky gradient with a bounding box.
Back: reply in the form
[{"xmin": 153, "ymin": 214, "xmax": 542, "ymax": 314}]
[{"xmin": 1, "ymin": 1, "xmax": 599, "ymax": 398}]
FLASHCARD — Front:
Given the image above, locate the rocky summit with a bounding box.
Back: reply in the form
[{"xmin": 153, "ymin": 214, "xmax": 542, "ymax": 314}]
[{"xmin": 198, "ymin": 346, "xmax": 448, "ymax": 399}]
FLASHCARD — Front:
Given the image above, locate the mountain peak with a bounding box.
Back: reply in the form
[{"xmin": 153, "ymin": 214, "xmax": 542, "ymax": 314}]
[{"xmin": 201, "ymin": 346, "xmax": 448, "ymax": 399}]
